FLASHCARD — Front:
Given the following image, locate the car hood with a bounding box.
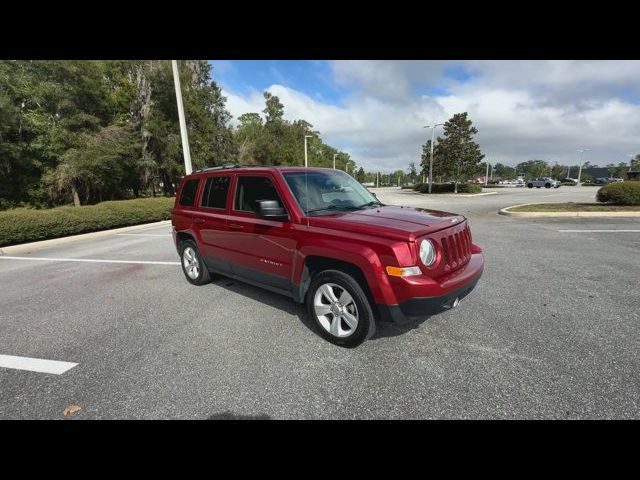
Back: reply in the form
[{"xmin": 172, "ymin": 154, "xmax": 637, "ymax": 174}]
[{"xmin": 308, "ymin": 205, "xmax": 464, "ymax": 241}]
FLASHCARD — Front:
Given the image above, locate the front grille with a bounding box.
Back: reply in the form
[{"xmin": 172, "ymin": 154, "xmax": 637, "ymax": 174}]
[{"xmin": 438, "ymin": 223, "xmax": 472, "ymax": 273}]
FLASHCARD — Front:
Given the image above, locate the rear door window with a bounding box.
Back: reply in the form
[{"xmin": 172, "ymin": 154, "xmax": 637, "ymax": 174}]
[
  {"xmin": 179, "ymin": 179, "xmax": 200, "ymax": 207},
  {"xmin": 201, "ymin": 176, "xmax": 230, "ymax": 209}
]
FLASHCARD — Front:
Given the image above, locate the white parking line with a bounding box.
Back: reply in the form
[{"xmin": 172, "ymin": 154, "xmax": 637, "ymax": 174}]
[
  {"xmin": 115, "ymin": 233, "xmax": 171, "ymax": 237},
  {"xmin": 559, "ymin": 230, "xmax": 640, "ymax": 233},
  {"xmin": 0, "ymin": 256, "xmax": 180, "ymax": 265},
  {"xmin": 0, "ymin": 354, "xmax": 77, "ymax": 375}
]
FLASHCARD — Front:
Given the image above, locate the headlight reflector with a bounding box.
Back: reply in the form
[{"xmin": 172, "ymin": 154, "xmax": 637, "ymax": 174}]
[{"xmin": 419, "ymin": 239, "xmax": 436, "ymax": 266}]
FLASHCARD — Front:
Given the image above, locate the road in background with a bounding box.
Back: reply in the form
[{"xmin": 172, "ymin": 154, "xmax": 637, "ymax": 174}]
[{"xmin": 1, "ymin": 187, "xmax": 638, "ymax": 419}]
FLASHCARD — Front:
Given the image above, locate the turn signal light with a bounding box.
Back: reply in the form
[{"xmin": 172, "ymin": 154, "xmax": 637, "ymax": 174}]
[{"xmin": 385, "ymin": 266, "xmax": 422, "ymax": 277}]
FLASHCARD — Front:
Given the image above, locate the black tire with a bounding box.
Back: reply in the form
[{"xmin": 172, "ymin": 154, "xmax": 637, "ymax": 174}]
[
  {"xmin": 179, "ymin": 239, "xmax": 211, "ymax": 286},
  {"xmin": 305, "ymin": 269, "xmax": 376, "ymax": 348},
  {"xmin": 536, "ymin": 186, "xmax": 541, "ymax": 188},
  {"xmin": 527, "ymin": 183, "xmax": 533, "ymax": 188},
  {"xmin": 545, "ymin": 183, "xmax": 551, "ymax": 188}
]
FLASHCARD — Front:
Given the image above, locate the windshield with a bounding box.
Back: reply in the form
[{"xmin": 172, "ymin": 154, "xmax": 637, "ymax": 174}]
[{"xmin": 283, "ymin": 170, "xmax": 381, "ymax": 216}]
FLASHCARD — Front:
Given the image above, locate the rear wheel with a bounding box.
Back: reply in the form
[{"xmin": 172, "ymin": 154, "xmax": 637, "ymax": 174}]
[
  {"xmin": 180, "ymin": 239, "xmax": 210, "ymax": 286},
  {"xmin": 545, "ymin": 183, "xmax": 551, "ymax": 188},
  {"xmin": 527, "ymin": 183, "xmax": 533, "ymax": 188},
  {"xmin": 306, "ymin": 270, "xmax": 376, "ymax": 348}
]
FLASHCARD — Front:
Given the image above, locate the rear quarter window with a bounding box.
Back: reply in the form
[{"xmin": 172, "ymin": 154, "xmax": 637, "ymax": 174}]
[{"xmin": 179, "ymin": 179, "xmax": 200, "ymax": 207}]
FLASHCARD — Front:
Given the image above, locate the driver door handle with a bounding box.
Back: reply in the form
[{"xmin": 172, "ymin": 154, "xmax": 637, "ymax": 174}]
[
  {"xmin": 229, "ymin": 224, "xmax": 244, "ymax": 230},
  {"xmin": 192, "ymin": 218, "xmax": 205, "ymax": 224}
]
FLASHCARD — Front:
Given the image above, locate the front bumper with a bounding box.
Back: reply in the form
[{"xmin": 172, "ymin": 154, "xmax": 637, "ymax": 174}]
[{"xmin": 377, "ymin": 260, "xmax": 483, "ymax": 324}]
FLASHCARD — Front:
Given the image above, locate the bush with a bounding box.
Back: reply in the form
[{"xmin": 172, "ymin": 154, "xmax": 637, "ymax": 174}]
[
  {"xmin": 580, "ymin": 182, "xmax": 599, "ymax": 186},
  {"xmin": 417, "ymin": 183, "xmax": 482, "ymax": 194},
  {"xmin": 561, "ymin": 182, "xmax": 576, "ymax": 186},
  {"xmin": 596, "ymin": 181, "xmax": 640, "ymax": 205},
  {"xmin": 0, "ymin": 197, "xmax": 175, "ymax": 247}
]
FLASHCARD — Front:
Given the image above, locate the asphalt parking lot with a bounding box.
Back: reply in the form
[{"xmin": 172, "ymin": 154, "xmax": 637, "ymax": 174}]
[{"xmin": 1, "ymin": 186, "xmax": 638, "ymax": 419}]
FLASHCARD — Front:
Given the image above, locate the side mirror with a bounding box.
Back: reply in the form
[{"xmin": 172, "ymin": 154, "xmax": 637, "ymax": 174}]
[{"xmin": 256, "ymin": 200, "xmax": 288, "ymax": 220}]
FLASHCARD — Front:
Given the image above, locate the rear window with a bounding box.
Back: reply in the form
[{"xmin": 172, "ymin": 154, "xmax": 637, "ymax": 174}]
[
  {"xmin": 201, "ymin": 176, "xmax": 230, "ymax": 209},
  {"xmin": 179, "ymin": 179, "xmax": 200, "ymax": 207}
]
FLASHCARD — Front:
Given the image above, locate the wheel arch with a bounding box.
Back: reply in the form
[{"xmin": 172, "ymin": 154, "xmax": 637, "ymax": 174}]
[{"xmin": 294, "ymin": 256, "xmax": 378, "ymax": 314}]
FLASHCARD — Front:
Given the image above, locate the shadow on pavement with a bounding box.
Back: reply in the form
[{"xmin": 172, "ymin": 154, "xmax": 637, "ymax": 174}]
[
  {"xmin": 371, "ymin": 316, "xmax": 431, "ymax": 340},
  {"xmin": 208, "ymin": 274, "xmax": 430, "ymax": 342},
  {"xmin": 208, "ymin": 411, "xmax": 271, "ymax": 420}
]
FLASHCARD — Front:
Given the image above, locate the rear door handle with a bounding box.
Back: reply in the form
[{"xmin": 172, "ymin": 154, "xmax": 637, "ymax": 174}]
[{"xmin": 229, "ymin": 224, "xmax": 244, "ymax": 230}]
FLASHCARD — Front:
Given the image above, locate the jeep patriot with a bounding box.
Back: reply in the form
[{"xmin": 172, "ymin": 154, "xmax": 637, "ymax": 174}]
[{"xmin": 172, "ymin": 165, "xmax": 484, "ymax": 347}]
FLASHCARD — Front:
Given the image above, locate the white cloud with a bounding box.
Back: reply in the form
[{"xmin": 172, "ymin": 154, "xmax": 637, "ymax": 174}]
[{"xmin": 222, "ymin": 61, "xmax": 640, "ymax": 172}]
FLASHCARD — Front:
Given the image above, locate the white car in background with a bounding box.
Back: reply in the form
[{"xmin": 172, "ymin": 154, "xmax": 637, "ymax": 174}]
[{"xmin": 526, "ymin": 177, "xmax": 560, "ymax": 189}]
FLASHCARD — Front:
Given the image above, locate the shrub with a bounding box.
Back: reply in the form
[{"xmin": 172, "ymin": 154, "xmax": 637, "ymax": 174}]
[
  {"xmin": 596, "ymin": 181, "xmax": 640, "ymax": 205},
  {"xmin": 417, "ymin": 183, "xmax": 482, "ymax": 194},
  {"xmin": 0, "ymin": 197, "xmax": 175, "ymax": 247}
]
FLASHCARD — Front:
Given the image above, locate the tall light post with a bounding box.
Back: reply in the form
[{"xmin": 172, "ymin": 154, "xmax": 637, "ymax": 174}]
[
  {"xmin": 577, "ymin": 148, "xmax": 590, "ymax": 186},
  {"xmin": 333, "ymin": 153, "xmax": 338, "ymax": 170},
  {"xmin": 424, "ymin": 123, "xmax": 444, "ymax": 193},
  {"xmin": 303, "ymin": 135, "xmax": 313, "ymax": 167},
  {"xmin": 171, "ymin": 60, "xmax": 192, "ymax": 175}
]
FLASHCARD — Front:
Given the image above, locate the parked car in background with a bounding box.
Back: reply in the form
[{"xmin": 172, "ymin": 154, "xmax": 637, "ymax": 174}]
[
  {"xmin": 559, "ymin": 178, "xmax": 578, "ymax": 184},
  {"xmin": 526, "ymin": 177, "xmax": 561, "ymax": 189},
  {"xmin": 595, "ymin": 177, "xmax": 624, "ymax": 184}
]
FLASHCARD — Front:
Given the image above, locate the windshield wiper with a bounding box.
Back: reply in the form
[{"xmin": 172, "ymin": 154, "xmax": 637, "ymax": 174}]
[
  {"xmin": 306, "ymin": 204, "xmax": 362, "ymax": 214},
  {"xmin": 356, "ymin": 200, "xmax": 383, "ymax": 209}
]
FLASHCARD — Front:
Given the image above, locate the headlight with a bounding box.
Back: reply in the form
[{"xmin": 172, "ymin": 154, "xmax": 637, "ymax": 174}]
[{"xmin": 419, "ymin": 239, "xmax": 436, "ymax": 266}]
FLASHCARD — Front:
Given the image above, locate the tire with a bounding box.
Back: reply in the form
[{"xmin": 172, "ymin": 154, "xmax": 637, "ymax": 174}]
[
  {"xmin": 305, "ymin": 269, "xmax": 376, "ymax": 348},
  {"xmin": 545, "ymin": 183, "xmax": 551, "ymax": 188},
  {"xmin": 536, "ymin": 186, "xmax": 541, "ymax": 188},
  {"xmin": 527, "ymin": 183, "xmax": 533, "ymax": 188},
  {"xmin": 179, "ymin": 239, "xmax": 211, "ymax": 286}
]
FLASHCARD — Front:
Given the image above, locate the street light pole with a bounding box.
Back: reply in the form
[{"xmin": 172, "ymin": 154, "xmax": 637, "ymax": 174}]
[
  {"xmin": 424, "ymin": 123, "xmax": 444, "ymax": 193},
  {"xmin": 333, "ymin": 153, "xmax": 338, "ymax": 170},
  {"xmin": 171, "ymin": 60, "xmax": 192, "ymax": 175},
  {"xmin": 304, "ymin": 135, "xmax": 312, "ymax": 167},
  {"xmin": 577, "ymin": 148, "xmax": 590, "ymax": 186}
]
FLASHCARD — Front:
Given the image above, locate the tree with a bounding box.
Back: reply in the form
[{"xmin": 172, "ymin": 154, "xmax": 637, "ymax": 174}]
[
  {"xmin": 436, "ymin": 112, "xmax": 484, "ymax": 193},
  {"xmin": 516, "ymin": 160, "xmax": 549, "ymax": 179},
  {"xmin": 407, "ymin": 162, "xmax": 417, "ymax": 183}
]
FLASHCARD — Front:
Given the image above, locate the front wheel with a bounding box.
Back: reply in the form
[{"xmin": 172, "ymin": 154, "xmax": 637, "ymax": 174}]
[
  {"xmin": 545, "ymin": 183, "xmax": 551, "ymax": 188},
  {"xmin": 527, "ymin": 183, "xmax": 533, "ymax": 188},
  {"xmin": 306, "ymin": 270, "xmax": 376, "ymax": 348}
]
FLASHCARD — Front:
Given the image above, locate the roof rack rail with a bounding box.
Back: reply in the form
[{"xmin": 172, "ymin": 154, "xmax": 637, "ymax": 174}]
[{"xmin": 192, "ymin": 164, "xmax": 272, "ymax": 173}]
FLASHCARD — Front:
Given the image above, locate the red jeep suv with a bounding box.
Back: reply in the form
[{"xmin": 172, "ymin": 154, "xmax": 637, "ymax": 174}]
[{"xmin": 172, "ymin": 165, "xmax": 484, "ymax": 347}]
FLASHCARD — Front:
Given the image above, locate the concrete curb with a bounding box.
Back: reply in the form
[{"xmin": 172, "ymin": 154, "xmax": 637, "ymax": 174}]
[
  {"xmin": 0, "ymin": 220, "xmax": 172, "ymax": 255},
  {"xmin": 499, "ymin": 204, "xmax": 640, "ymax": 218}
]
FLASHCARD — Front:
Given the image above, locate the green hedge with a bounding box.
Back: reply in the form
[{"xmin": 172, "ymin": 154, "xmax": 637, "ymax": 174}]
[
  {"xmin": 596, "ymin": 182, "xmax": 640, "ymax": 205},
  {"xmin": 417, "ymin": 183, "xmax": 482, "ymax": 194},
  {"xmin": 0, "ymin": 197, "xmax": 175, "ymax": 247}
]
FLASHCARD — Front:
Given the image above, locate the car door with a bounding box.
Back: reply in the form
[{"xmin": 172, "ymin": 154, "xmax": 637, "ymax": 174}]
[
  {"xmin": 223, "ymin": 173, "xmax": 297, "ymax": 294},
  {"xmin": 191, "ymin": 174, "xmax": 232, "ymax": 274}
]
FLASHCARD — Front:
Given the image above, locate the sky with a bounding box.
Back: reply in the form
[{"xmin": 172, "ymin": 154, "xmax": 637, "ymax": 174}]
[{"xmin": 209, "ymin": 60, "xmax": 640, "ymax": 173}]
